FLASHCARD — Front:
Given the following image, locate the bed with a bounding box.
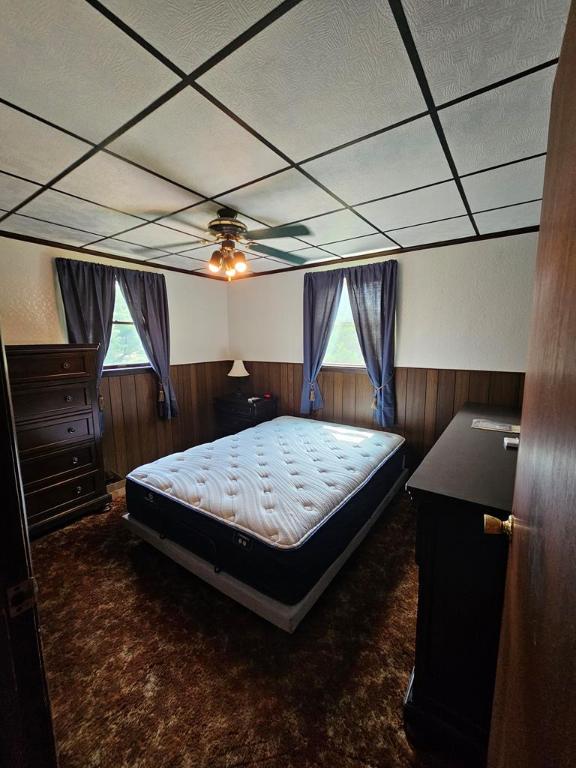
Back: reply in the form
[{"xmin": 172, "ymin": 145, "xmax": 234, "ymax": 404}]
[{"xmin": 123, "ymin": 415, "xmax": 407, "ymax": 632}]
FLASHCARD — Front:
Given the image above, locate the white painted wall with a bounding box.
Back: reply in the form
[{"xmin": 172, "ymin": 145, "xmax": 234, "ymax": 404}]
[
  {"xmin": 0, "ymin": 232, "xmax": 538, "ymax": 372},
  {"xmin": 0, "ymin": 238, "xmax": 229, "ymax": 364},
  {"xmin": 228, "ymin": 233, "xmax": 538, "ymax": 372}
]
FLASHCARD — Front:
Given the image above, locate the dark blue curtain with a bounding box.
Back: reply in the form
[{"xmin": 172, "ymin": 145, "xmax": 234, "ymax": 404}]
[
  {"xmin": 300, "ymin": 269, "xmax": 344, "ymax": 414},
  {"xmin": 117, "ymin": 269, "xmax": 178, "ymax": 420},
  {"xmin": 56, "ymin": 258, "xmax": 178, "ymax": 421},
  {"xmin": 55, "ymin": 258, "xmax": 116, "ymax": 380},
  {"xmin": 347, "ymin": 261, "xmax": 398, "ymax": 427}
]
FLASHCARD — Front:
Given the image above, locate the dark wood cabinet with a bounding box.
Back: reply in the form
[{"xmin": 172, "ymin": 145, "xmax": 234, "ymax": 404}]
[
  {"xmin": 214, "ymin": 394, "xmax": 278, "ymax": 438},
  {"xmin": 6, "ymin": 344, "xmax": 110, "ymax": 537},
  {"xmin": 404, "ymin": 403, "xmax": 520, "ymax": 764}
]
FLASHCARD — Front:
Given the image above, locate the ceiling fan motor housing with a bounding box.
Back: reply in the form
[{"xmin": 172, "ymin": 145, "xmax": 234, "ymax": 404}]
[{"xmin": 208, "ymin": 209, "xmax": 248, "ymax": 241}]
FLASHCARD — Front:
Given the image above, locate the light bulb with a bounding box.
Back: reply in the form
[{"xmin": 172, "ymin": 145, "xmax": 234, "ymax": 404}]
[
  {"xmin": 233, "ymin": 251, "xmax": 247, "ymax": 273},
  {"xmin": 225, "ymin": 266, "xmax": 236, "ymax": 277},
  {"xmin": 208, "ymin": 250, "xmax": 223, "ymax": 273}
]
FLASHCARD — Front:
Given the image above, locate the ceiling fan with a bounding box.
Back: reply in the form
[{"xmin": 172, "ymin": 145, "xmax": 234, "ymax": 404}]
[{"xmin": 158, "ymin": 208, "xmax": 311, "ymax": 279}]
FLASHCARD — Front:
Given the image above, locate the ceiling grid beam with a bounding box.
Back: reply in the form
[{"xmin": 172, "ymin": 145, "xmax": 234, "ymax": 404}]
[
  {"xmin": 0, "ymin": 0, "xmax": 556, "ymax": 271},
  {"xmin": 387, "ymin": 0, "xmax": 480, "ymax": 236}
]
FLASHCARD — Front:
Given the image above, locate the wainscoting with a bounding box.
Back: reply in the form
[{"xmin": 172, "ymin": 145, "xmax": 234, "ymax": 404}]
[
  {"xmin": 101, "ymin": 360, "xmax": 524, "ymax": 477},
  {"xmin": 246, "ymin": 361, "xmax": 525, "ymax": 463},
  {"xmin": 100, "ymin": 361, "xmax": 230, "ymax": 479}
]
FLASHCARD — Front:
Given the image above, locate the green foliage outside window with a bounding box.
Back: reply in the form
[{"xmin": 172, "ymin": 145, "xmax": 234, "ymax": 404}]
[
  {"xmin": 103, "ymin": 283, "xmax": 149, "ymax": 367},
  {"xmin": 323, "ymin": 279, "xmax": 365, "ymax": 367}
]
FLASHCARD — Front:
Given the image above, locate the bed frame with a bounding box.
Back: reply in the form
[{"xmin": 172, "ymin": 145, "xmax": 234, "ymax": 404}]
[{"xmin": 123, "ymin": 466, "xmax": 409, "ymax": 633}]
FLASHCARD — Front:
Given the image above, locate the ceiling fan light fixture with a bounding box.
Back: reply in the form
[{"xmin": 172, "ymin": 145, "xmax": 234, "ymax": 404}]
[{"xmin": 208, "ymin": 250, "xmax": 223, "ymax": 273}]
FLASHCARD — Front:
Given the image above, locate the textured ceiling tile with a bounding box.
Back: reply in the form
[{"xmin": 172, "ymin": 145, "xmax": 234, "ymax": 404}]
[
  {"xmin": 146, "ymin": 254, "xmax": 208, "ymax": 271},
  {"xmin": 0, "ymin": 0, "xmax": 178, "ymax": 142},
  {"xmin": 247, "ymin": 258, "xmax": 286, "ymax": 272},
  {"xmin": 100, "ymin": 0, "xmax": 280, "ymax": 73},
  {"xmin": 198, "ymin": 0, "xmax": 426, "ymax": 160},
  {"xmin": 297, "ymin": 210, "xmax": 376, "ymax": 246},
  {"xmin": 117, "ymin": 223, "xmax": 201, "ymax": 252},
  {"xmin": 0, "ymin": 105, "xmax": 90, "ymax": 184},
  {"xmin": 161, "ymin": 202, "xmax": 263, "ymax": 239},
  {"xmin": 0, "ymin": 213, "xmax": 99, "ymax": 245},
  {"xmin": 176, "ymin": 244, "xmax": 225, "ymax": 261},
  {"xmin": 327, "ymin": 234, "xmax": 398, "ymax": 256},
  {"xmin": 474, "ymin": 201, "xmax": 542, "ymax": 233},
  {"xmin": 391, "ymin": 216, "xmax": 474, "ymax": 247},
  {"xmin": 356, "ymin": 181, "xmax": 466, "ymax": 231},
  {"xmin": 217, "ymin": 169, "xmax": 338, "ymax": 225},
  {"xmin": 440, "ymin": 67, "xmax": 555, "ymax": 174},
  {"xmin": 303, "ymin": 117, "xmax": 452, "ymax": 204},
  {"xmin": 463, "ymin": 156, "xmax": 546, "ymax": 211},
  {"xmin": 91, "ymin": 238, "xmax": 169, "ymax": 260},
  {"xmin": 109, "ymin": 89, "xmax": 287, "ymax": 197},
  {"xmin": 0, "ymin": 173, "xmax": 41, "ymax": 210},
  {"xmin": 55, "ymin": 153, "xmax": 202, "ymax": 219},
  {"xmin": 19, "ymin": 189, "xmax": 144, "ymax": 237},
  {"xmin": 288, "ymin": 247, "xmax": 338, "ymax": 263},
  {"xmin": 404, "ymin": 0, "xmax": 569, "ymax": 104}
]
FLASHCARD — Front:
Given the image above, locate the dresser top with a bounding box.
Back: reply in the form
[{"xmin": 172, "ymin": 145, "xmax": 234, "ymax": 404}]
[
  {"xmin": 407, "ymin": 403, "xmax": 520, "ymax": 512},
  {"xmin": 6, "ymin": 343, "xmax": 99, "ymax": 354}
]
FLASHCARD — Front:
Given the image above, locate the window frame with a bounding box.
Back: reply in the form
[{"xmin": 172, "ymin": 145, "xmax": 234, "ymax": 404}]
[
  {"xmin": 102, "ymin": 282, "xmax": 152, "ymax": 374},
  {"xmin": 321, "ymin": 278, "xmax": 366, "ymax": 371}
]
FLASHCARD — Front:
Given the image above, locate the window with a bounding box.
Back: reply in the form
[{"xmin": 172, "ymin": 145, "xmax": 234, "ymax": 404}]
[
  {"xmin": 103, "ymin": 282, "xmax": 149, "ymax": 368},
  {"xmin": 323, "ymin": 279, "xmax": 365, "ymax": 367}
]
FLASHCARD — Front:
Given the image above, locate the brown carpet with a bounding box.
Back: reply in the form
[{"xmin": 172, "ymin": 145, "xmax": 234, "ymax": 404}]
[{"xmin": 32, "ymin": 492, "xmax": 427, "ymax": 768}]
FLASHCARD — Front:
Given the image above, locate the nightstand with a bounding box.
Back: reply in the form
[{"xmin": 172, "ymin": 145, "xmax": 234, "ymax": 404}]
[{"xmin": 213, "ymin": 394, "xmax": 278, "ymax": 438}]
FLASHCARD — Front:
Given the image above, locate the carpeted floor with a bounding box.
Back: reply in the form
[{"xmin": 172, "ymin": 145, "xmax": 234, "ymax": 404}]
[{"xmin": 32, "ymin": 491, "xmax": 427, "ymax": 768}]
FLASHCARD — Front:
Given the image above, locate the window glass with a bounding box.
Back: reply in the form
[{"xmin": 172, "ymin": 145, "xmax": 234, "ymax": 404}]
[
  {"xmin": 323, "ymin": 279, "xmax": 365, "ymax": 367},
  {"xmin": 103, "ymin": 283, "xmax": 149, "ymax": 367}
]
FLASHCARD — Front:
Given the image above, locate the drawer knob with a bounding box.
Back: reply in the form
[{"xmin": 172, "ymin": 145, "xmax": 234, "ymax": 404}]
[
  {"xmin": 64, "ymin": 394, "xmax": 73, "ymax": 402},
  {"xmin": 67, "ymin": 427, "xmax": 76, "ymax": 434},
  {"xmin": 62, "ymin": 361, "xmax": 72, "ymax": 370},
  {"xmin": 75, "ymin": 486, "xmax": 83, "ymax": 495},
  {"xmin": 71, "ymin": 456, "xmax": 79, "ymax": 465}
]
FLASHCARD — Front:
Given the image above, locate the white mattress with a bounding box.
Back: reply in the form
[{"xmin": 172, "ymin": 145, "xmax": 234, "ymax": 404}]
[{"xmin": 127, "ymin": 416, "xmax": 404, "ymax": 550}]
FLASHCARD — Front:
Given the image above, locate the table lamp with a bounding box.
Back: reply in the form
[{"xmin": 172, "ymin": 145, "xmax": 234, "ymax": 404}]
[{"xmin": 228, "ymin": 360, "xmax": 250, "ymax": 396}]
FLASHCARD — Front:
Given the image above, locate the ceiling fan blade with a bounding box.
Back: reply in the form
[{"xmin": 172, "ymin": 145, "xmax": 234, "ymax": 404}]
[
  {"xmin": 150, "ymin": 240, "xmax": 205, "ymax": 250},
  {"xmin": 250, "ymin": 243, "xmax": 307, "ymax": 265},
  {"xmin": 244, "ymin": 223, "xmax": 312, "ymax": 240}
]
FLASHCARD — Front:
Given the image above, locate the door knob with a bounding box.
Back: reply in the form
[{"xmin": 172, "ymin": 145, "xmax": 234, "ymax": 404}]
[{"xmin": 484, "ymin": 514, "xmax": 514, "ymax": 540}]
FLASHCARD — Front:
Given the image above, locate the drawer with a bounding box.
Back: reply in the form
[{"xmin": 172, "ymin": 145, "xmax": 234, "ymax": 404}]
[
  {"xmin": 12, "ymin": 383, "xmax": 93, "ymax": 421},
  {"xmin": 8, "ymin": 350, "xmax": 93, "ymax": 383},
  {"xmin": 17, "ymin": 414, "xmax": 93, "ymax": 454},
  {"xmin": 20, "ymin": 443, "xmax": 97, "ymax": 487},
  {"xmin": 25, "ymin": 472, "xmax": 98, "ymax": 521}
]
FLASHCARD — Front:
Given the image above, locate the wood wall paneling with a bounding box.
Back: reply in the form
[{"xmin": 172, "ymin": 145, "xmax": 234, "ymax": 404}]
[
  {"xmin": 101, "ymin": 361, "xmax": 524, "ymax": 478},
  {"xmin": 100, "ymin": 360, "xmax": 230, "ymax": 479},
  {"xmin": 245, "ymin": 362, "xmax": 524, "ymax": 465}
]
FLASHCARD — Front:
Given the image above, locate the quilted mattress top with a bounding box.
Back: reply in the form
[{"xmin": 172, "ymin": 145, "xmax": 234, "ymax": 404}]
[{"xmin": 127, "ymin": 416, "xmax": 404, "ymax": 550}]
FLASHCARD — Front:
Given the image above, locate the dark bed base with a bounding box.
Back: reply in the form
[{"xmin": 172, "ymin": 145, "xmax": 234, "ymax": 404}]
[{"xmin": 126, "ymin": 447, "xmax": 405, "ymax": 605}]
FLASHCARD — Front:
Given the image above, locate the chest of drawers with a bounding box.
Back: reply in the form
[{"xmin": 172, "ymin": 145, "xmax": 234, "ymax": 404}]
[{"xmin": 7, "ymin": 344, "xmax": 111, "ymax": 537}]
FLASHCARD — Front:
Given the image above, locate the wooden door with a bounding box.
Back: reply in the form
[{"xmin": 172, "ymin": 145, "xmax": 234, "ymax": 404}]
[
  {"xmin": 488, "ymin": 4, "xmax": 576, "ymax": 767},
  {"xmin": 0, "ymin": 331, "xmax": 58, "ymax": 768}
]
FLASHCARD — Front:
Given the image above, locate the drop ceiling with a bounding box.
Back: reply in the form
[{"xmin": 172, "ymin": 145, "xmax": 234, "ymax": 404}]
[{"xmin": 0, "ymin": 0, "xmax": 569, "ymax": 278}]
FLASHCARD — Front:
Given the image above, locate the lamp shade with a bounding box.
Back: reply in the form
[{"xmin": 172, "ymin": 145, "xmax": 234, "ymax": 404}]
[{"xmin": 228, "ymin": 360, "xmax": 249, "ymax": 378}]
